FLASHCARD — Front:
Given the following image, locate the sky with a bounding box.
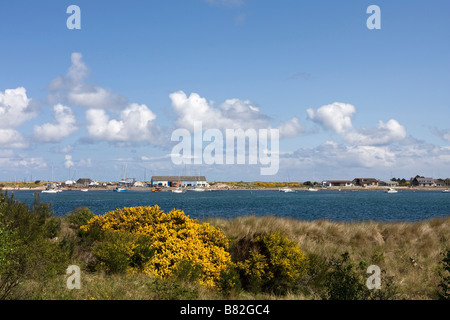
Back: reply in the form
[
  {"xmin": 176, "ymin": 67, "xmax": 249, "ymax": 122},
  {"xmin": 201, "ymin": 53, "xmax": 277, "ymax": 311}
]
[{"xmin": 1, "ymin": 0, "xmax": 450, "ymax": 183}]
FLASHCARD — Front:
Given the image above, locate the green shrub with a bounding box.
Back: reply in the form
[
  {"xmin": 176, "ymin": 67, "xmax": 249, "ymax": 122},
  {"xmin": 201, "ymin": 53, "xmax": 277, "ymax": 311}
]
[
  {"xmin": 322, "ymin": 252, "xmax": 399, "ymax": 300},
  {"xmin": 232, "ymin": 231, "xmax": 309, "ymax": 295},
  {"xmin": 323, "ymin": 252, "xmax": 366, "ymax": 300},
  {"xmin": 0, "ymin": 191, "xmax": 69, "ymax": 299},
  {"xmin": 217, "ymin": 265, "xmax": 242, "ymax": 296},
  {"xmin": 92, "ymin": 230, "xmax": 154, "ymax": 274},
  {"xmin": 65, "ymin": 207, "xmax": 95, "ymax": 227},
  {"xmin": 438, "ymin": 248, "xmax": 450, "ymax": 300}
]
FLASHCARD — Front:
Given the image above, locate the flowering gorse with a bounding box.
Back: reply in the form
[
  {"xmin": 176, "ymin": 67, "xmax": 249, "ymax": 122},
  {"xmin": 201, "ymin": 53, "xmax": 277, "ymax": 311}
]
[{"xmin": 81, "ymin": 205, "xmax": 231, "ymax": 287}]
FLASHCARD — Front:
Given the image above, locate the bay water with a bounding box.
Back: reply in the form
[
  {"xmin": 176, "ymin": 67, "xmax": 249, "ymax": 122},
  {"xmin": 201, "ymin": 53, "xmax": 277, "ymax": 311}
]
[{"xmin": 8, "ymin": 189, "xmax": 450, "ymax": 222}]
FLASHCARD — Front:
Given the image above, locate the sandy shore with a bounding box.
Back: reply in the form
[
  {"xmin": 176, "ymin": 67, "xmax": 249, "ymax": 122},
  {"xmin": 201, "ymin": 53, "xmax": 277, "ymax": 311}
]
[{"xmin": 2, "ymin": 185, "xmax": 448, "ymax": 192}]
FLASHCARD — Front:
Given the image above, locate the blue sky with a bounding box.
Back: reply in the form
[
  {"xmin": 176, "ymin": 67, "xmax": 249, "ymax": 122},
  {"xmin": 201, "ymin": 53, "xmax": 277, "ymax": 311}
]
[{"xmin": 1, "ymin": 0, "xmax": 450, "ymax": 182}]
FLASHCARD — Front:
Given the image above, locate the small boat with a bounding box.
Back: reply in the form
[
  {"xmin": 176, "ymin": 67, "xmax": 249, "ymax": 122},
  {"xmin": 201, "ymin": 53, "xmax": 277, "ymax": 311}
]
[
  {"xmin": 307, "ymin": 187, "xmax": 318, "ymax": 192},
  {"xmin": 152, "ymin": 188, "xmax": 162, "ymax": 192},
  {"xmin": 191, "ymin": 187, "xmax": 205, "ymax": 192},
  {"xmin": 42, "ymin": 189, "xmax": 59, "ymax": 194},
  {"xmin": 443, "ymin": 189, "xmax": 450, "ymax": 193},
  {"xmin": 80, "ymin": 188, "xmax": 88, "ymax": 192},
  {"xmin": 113, "ymin": 187, "xmax": 127, "ymax": 192},
  {"xmin": 385, "ymin": 188, "xmax": 398, "ymax": 194},
  {"xmin": 172, "ymin": 188, "xmax": 186, "ymax": 193},
  {"xmin": 279, "ymin": 187, "xmax": 294, "ymax": 193}
]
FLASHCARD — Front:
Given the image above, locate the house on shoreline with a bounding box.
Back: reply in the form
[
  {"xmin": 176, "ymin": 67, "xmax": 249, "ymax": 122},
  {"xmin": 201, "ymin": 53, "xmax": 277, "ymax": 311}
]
[
  {"xmin": 410, "ymin": 177, "xmax": 435, "ymax": 187},
  {"xmin": 151, "ymin": 176, "xmax": 209, "ymax": 188},
  {"xmin": 379, "ymin": 180, "xmax": 400, "ymax": 187},
  {"xmin": 352, "ymin": 178, "xmax": 379, "ymax": 187},
  {"xmin": 322, "ymin": 180, "xmax": 354, "ymax": 187}
]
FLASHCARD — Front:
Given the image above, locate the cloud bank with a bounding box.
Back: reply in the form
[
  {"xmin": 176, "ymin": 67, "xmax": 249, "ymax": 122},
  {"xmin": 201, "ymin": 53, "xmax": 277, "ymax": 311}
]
[{"xmin": 307, "ymin": 102, "xmax": 407, "ymax": 146}]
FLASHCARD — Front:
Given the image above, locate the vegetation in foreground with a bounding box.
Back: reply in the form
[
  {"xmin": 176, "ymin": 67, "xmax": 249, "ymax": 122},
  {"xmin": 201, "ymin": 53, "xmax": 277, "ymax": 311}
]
[{"xmin": 1, "ymin": 191, "xmax": 449, "ymax": 300}]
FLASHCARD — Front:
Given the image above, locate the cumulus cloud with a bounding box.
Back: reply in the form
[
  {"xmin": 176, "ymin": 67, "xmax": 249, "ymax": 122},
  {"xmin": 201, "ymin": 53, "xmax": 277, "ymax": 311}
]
[
  {"xmin": 0, "ymin": 150, "xmax": 47, "ymax": 170},
  {"xmin": 48, "ymin": 53, "xmax": 127, "ymax": 110},
  {"xmin": 170, "ymin": 91, "xmax": 304, "ymax": 139},
  {"xmin": 0, "ymin": 87, "xmax": 36, "ymax": 127},
  {"xmin": 64, "ymin": 155, "xmax": 74, "ymax": 168},
  {"xmin": 0, "ymin": 87, "xmax": 37, "ymax": 148},
  {"xmin": 34, "ymin": 104, "xmax": 78, "ymax": 142},
  {"xmin": 307, "ymin": 102, "xmax": 406, "ymax": 146},
  {"xmin": 0, "ymin": 129, "xmax": 28, "ymax": 148},
  {"xmin": 86, "ymin": 103, "xmax": 163, "ymax": 145}
]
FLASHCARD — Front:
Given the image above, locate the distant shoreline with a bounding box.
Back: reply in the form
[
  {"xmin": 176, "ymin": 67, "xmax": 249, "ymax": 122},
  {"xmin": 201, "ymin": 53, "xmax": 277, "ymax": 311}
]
[{"xmin": 2, "ymin": 185, "xmax": 448, "ymax": 192}]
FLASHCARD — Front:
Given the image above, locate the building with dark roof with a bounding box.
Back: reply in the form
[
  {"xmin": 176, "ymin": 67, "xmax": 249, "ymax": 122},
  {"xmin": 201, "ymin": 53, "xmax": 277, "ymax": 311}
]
[
  {"xmin": 151, "ymin": 176, "xmax": 208, "ymax": 188},
  {"xmin": 410, "ymin": 177, "xmax": 435, "ymax": 187}
]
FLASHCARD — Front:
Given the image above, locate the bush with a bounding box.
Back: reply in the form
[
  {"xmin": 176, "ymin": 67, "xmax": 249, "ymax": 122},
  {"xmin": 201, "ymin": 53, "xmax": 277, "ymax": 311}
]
[
  {"xmin": 232, "ymin": 231, "xmax": 309, "ymax": 295},
  {"xmin": 0, "ymin": 191, "xmax": 69, "ymax": 299},
  {"xmin": 92, "ymin": 230, "xmax": 145, "ymax": 274},
  {"xmin": 322, "ymin": 252, "xmax": 399, "ymax": 300},
  {"xmin": 81, "ymin": 205, "xmax": 232, "ymax": 287},
  {"xmin": 438, "ymin": 248, "xmax": 450, "ymax": 300},
  {"xmin": 65, "ymin": 207, "xmax": 95, "ymax": 228},
  {"xmin": 323, "ymin": 252, "xmax": 366, "ymax": 300}
]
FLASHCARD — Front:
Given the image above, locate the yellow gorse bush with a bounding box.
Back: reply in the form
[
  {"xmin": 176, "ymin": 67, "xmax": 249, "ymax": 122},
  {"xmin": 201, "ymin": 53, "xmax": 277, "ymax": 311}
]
[{"xmin": 81, "ymin": 205, "xmax": 231, "ymax": 287}]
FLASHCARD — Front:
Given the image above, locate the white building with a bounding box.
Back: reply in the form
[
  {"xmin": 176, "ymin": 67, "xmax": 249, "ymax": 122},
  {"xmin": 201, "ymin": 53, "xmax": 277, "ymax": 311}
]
[{"xmin": 151, "ymin": 176, "xmax": 209, "ymax": 188}]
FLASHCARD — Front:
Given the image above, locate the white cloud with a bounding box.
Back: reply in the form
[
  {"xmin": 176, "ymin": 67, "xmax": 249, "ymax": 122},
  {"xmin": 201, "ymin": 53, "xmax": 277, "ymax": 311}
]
[
  {"xmin": 307, "ymin": 102, "xmax": 355, "ymax": 135},
  {"xmin": 0, "ymin": 129, "xmax": 28, "ymax": 148},
  {"xmin": 34, "ymin": 104, "xmax": 78, "ymax": 142},
  {"xmin": 0, "ymin": 150, "xmax": 47, "ymax": 170},
  {"xmin": 0, "ymin": 87, "xmax": 37, "ymax": 148},
  {"xmin": 64, "ymin": 155, "xmax": 74, "ymax": 168},
  {"xmin": 170, "ymin": 91, "xmax": 304, "ymax": 138},
  {"xmin": 307, "ymin": 102, "xmax": 406, "ymax": 146},
  {"xmin": 276, "ymin": 117, "xmax": 303, "ymax": 139},
  {"xmin": 86, "ymin": 103, "xmax": 163, "ymax": 144},
  {"xmin": 346, "ymin": 119, "xmax": 407, "ymax": 146},
  {"xmin": 0, "ymin": 87, "xmax": 36, "ymax": 127},
  {"xmin": 48, "ymin": 53, "xmax": 127, "ymax": 110}
]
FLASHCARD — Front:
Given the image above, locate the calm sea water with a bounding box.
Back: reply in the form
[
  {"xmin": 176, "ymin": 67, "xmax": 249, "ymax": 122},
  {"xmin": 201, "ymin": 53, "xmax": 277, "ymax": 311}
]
[{"xmin": 8, "ymin": 189, "xmax": 450, "ymax": 222}]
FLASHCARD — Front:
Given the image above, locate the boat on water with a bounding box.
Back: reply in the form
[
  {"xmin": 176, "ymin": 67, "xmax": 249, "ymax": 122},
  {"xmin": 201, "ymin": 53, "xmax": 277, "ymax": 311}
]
[
  {"xmin": 191, "ymin": 187, "xmax": 206, "ymax": 192},
  {"xmin": 172, "ymin": 188, "xmax": 186, "ymax": 193},
  {"xmin": 279, "ymin": 187, "xmax": 295, "ymax": 193},
  {"xmin": 42, "ymin": 189, "xmax": 61, "ymax": 194},
  {"xmin": 113, "ymin": 187, "xmax": 127, "ymax": 192},
  {"xmin": 80, "ymin": 188, "xmax": 89, "ymax": 192},
  {"xmin": 443, "ymin": 189, "xmax": 450, "ymax": 193},
  {"xmin": 152, "ymin": 187, "xmax": 162, "ymax": 192},
  {"xmin": 385, "ymin": 188, "xmax": 398, "ymax": 194},
  {"xmin": 307, "ymin": 187, "xmax": 319, "ymax": 192}
]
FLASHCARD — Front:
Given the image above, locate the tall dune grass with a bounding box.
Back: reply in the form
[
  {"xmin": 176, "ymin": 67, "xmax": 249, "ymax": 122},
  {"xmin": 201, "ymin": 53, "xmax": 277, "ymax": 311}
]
[{"xmin": 207, "ymin": 216, "xmax": 450, "ymax": 299}]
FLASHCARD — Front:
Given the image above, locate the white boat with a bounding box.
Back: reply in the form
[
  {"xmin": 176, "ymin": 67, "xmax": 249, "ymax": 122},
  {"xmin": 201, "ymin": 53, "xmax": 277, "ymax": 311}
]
[
  {"xmin": 172, "ymin": 188, "xmax": 186, "ymax": 193},
  {"xmin": 307, "ymin": 187, "xmax": 319, "ymax": 192},
  {"xmin": 42, "ymin": 189, "xmax": 59, "ymax": 194},
  {"xmin": 113, "ymin": 187, "xmax": 127, "ymax": 192},
  {"xmin": 443, "ymin": 189, "xmax": 449, "ymax": 193},
  {"xmin": 279, "ymin": 187, "xmax": 294, "ymax": 193},
  {"xmin": 80, "ymin": 188, "xmax": 89, "ymax": 192},
  {"xmin": 191, "ymin": 187, "xmax": 205, "ymax": 192},
  {"xmin": 385, "ymin": 188, "xmax": 398, "ymax": 194}
]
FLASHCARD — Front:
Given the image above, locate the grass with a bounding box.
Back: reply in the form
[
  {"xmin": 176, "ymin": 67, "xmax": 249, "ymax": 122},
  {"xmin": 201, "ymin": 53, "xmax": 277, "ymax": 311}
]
[
  {"xmin": 207, "ymin": 216, "xmax": 450, "ymax": 300},
  {"xmin": 8, "ymin": 215, "xmax": 450, "ymax": 300}
]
